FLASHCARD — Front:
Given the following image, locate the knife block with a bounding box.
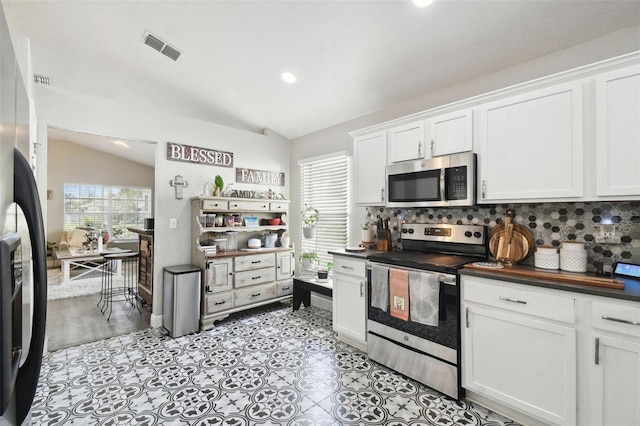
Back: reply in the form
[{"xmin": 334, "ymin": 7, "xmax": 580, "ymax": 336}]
[{"xmin": 376, "ymin": 230, "xmax": 392, "ymax": 251}]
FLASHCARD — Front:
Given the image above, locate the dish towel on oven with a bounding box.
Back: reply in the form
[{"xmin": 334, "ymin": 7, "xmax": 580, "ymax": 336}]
[
  {"xmin": 408, "ymin": 271, "xmax": 440, "ymax": 327},
  {"xmin": 370, "ymin": 264, "xmax": 389, "ymax": 311},
  {"xmin": 389, "ymin": 268, "xmax": 410, "ymax": 321}
]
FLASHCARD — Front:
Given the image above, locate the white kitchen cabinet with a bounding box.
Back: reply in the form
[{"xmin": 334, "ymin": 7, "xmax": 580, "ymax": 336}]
[
  {"xmin": 461, "ymin": 276, "xmax": 577, "ymax": 426},
  {"xmin": 594, "ymin": 64, "xmax": 640, "ymax": 198},
  {"xmin": 388, "ymin": 121, "xmax": 426, "ymax": 163},
  {"xmin": 332, "ymin": 255, "xmax": 367, "ymax": 351},
  {"xmin": 426, "ymin": 108, "xmax": 473, "ymax": 156},
  {"xmin": 276, "ymin": 251, "xmax": 295, "ymax": 281},
  {"xmin": 478, "ymin": 81, "xmax": 584, "ymax": 203},
  {"xmin": 589, "ymin": 299, "xmax": 640, "ymax": 426},
  {"xmin": 204, "ymin": 258, "xmax": 233, "ymax": 293},
  {"xmin": 354, "ymin": 131, "xmax": 387, "ymax": 205}
]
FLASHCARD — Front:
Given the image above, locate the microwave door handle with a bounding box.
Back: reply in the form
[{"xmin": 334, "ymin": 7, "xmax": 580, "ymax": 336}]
[{"xmin": 440, "ymin": 168, "xmax": 446, "ymax": 201}]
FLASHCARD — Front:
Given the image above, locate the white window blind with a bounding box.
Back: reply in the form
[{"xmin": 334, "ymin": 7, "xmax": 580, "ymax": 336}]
[
  {"xmin": 299, "ymin": 153, "xmax": 350, "ymax": 269},
  {"xmin": 63, "ymin": 183, "xmax": 152, "ymax": 240}
]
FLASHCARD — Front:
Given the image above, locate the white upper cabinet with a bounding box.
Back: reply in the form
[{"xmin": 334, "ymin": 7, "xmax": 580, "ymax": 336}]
[
  {"xmin": 426, "ymin": 108, "xmax": 473, "ymax": 157},
  {"xmin": 594, "ymin": 65, "xmax": 640, "ymax": 198},
  {"xmin": 478, "ymin": 81, "xmax": 584, "ymax": 203},
  {"xmin": 388, "ymin": 121, "xmax": 426, "ymax": 163},
  {"xmin": 354, "ymin": 131, "xmax": 387, "ymax": 205}
]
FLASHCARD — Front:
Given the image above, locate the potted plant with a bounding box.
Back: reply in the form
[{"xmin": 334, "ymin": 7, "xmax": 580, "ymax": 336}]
[
  {"xmin": 361, "ymin": 223, "xmax": 374, "ymax": 243},
  {"xmin": 213, "ymin": 175, "xmax": 224, "ymax": 196},
  {"xmin": 300, "ymin": 251, "xmax": 319, "ymax": 270},
  {"xmin": 301, "ymin": 204, "xmax": 319, "ymax": 238}
]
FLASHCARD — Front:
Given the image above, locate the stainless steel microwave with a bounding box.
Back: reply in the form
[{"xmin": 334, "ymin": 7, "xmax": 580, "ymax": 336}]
[{"xmin": 386, "ymin": 152, "xmax": 476, "ymax": 208}]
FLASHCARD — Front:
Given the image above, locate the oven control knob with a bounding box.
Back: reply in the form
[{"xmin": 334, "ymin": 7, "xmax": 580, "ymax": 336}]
[
  {"xmin": 464, "ymin": 231, "xmax": 472, "ymax": 238},
  {"xmin": 408, "ymin": 229, "xmax": 414, "ymax": 234},
  {"xmin": 474, "ymin": 231, "xmax": 482, "ymax": 238},
  {"xmin": 402, "ymin": 229, "xmax": 408, "ymax": 233}
]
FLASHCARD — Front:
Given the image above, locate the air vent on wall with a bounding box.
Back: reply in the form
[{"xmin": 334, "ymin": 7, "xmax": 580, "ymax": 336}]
[
  {"xmin": 34, "ymin": 75, "xmax": 50, "ymax": 85},
  {"xmin": 143, "ymin": 31, "xmax": 181, "ymax": 61}
]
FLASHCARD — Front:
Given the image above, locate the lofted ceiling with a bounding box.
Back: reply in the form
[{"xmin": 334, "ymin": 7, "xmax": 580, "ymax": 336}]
[{"xmin": 3, "ymin": 0, "xmax": 640, "ymax": 165}]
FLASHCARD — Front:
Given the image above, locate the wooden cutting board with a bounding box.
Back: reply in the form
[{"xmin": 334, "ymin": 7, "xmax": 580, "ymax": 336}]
[
  {"xmin": 489, "ymin": 209, "xmax": 534, "ymax": 264},
  {"xmin": 465, "ymin": 263, "xmax": 624, "ymax": 289}
]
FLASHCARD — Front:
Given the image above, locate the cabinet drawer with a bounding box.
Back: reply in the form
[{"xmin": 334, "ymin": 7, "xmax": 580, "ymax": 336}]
[
  {"xmin": 463, "ymin": 277, "xmax": 575, "ymax": 324},
  {"xmin": 333, "ymin": 256, "xmax": 365, "ymax": 277},
  {"xmin": 201, "ymin": 199, "xmax": 228, "ymax": 211},
  {"xmin": 591, "ymin": 299, "xmax": 640, "ymax": 337},
  {"xmin": 235, "ymin": 253, "xmax": 275, "ymax": 272},
  {"xmin": 204, "ymin": 292, "xmax": 233, "ymax": 315},
  {"xmin": 269, "ymin": 202, "xmax": 288, "ymax": 212},
  {"xmin": 228, "ymin": 200, "xmax": 269, "ymax": 211},
  {"xmin": 234, "ymin": 284, "xmax": 276, "ymax": 307},
  {"xmin": 234, "ymin": 267, "xmax": 275, "ymax": 288},
  {"xmin": 276, "ymin": 279, "xmax": 293, "ymax": 297}
]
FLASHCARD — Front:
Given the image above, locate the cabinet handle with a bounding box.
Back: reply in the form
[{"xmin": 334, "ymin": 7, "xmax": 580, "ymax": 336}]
[
  {"xmin": 206, "ymin": 285, "xmax": 212, "ymax": 292},
  {"xmin": 252, "ymin": 276, "xmax": 262, "ymax": 280},
  {"xmin": 418, "ymin": 141, "xmax": 422, "ymax": 157},
  {"xmin": 499, "ymin": 296, "xmax": 527, "ymax": 305},
  {"xmin": 465, "ymin": 307, "xmax": 470, "ymax": 328},
  {"xmin": 430, "ymin": 139, "xmax": 434, "ymax": 156},
  {"xmin": 282, "ymin": 286, "xmax": 290, "ymax": 291},
  {"xmin": 251, "ymin": 260, "xmax": 261, "ymax": 264},
  {"xmin": 341, "ymin": 265, "xmax": 354, "ymax": 270},
  {"xmin": 262, "ymin": 205, "xmax": 267, "ymax": 209},
  {"xmin": 214, "ymin": 300, "xmax": 227, "ymax": 306},
  {"xmin": 602, "ymin": 316, "xmax": 640, "ymax": 326},
  {"xmin": 360, "ymin": 282, "xmax": 364, "ymax": 297},
  {"xmin": 482, "ymin": 180, "xmax": 486, "ymax": 199},
  {"xmin": 381, "ymin": 188, "xmax": 385, "ymax": 202},
  {"xmin": 251, "ymin": 293, "xmax": 261, "ymax": 298},
  {"xmin": 595, "ymin": 337, "xmax": 600, "ymax": 365}
]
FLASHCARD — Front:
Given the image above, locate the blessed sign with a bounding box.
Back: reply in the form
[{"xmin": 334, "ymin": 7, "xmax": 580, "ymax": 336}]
[
  {"xmin": 167, "ymin": 142, "xmax": 233, "ymax": 168},
  {"xmin": 236, "ymin": 167, "xmax": 285, "ymax": 186}
]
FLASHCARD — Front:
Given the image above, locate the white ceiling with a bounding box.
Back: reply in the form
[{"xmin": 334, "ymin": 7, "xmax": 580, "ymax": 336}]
[{"xmin": 4, "ymin": 0, "xmax": 640, "ymax": 164}]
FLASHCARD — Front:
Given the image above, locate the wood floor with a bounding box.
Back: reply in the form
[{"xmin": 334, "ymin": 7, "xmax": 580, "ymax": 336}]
[{"xmin": 46, "ymin": 292, "xmax": 151, "ymax": 352}]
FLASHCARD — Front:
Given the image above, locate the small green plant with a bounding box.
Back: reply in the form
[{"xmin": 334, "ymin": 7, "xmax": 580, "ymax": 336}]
[
  {"xmin": 300, "ymin": 251, "xmax": 319, "ymax": 269},
  {"xmin": 213, "ymin": 175, "xmax": 224, "ymax": 196},
  {"xmin": 361, "ymin": 223, "xmax": 372, "ymax": 230},
  {"xmin": 300, "ymin": 251, "xmax": 319, "ymax": 261},
  {"xmin": 300, "ymin": 204, "xmax": 319, "ymax": 227}
]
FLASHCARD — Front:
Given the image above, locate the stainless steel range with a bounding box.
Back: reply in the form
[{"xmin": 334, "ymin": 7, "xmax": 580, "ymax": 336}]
[{"xmin": 366, "ymin": 222, "xmax": 488, "ymax": 399}]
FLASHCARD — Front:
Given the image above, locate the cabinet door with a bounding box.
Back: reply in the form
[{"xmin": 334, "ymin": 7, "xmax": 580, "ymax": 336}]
[
  {"xmin": 478, "ymin": 81, "xmax": 584, "ymax": 202},
  {"xmin": 228, "ymin": 200, "xmax": 269, "ymax": 211},
  {"xmin": 590, "ymin": 333, "xmax": 640, "ymax": 426},
  {"xmin": 354, "ymin": 131, "xmax": 387, "ymax": 205},
  {"xmin": 595, "ymin": 65, "xmax": 640, "ymax": 197},
  {"xmin": 333, "ymin": 272, "xmax": 367, "ymax": 345},
  {"xmin": 463, "ymin": 305, "xmax": 576, "ymax": 425},
  {"xmin": 388, "ymin": 121, "xmax": 426, "ymax": 163},
  {"xmin": 204, "ymin": 258, "xmax": 233, "ymax": 293},
  {"xmin": 427, "ymin": 108, "xmax": 473, "ymax": 156},
  {"xmin": 276, "ymin": 251, "xmax": 294, "ymax": 281}
]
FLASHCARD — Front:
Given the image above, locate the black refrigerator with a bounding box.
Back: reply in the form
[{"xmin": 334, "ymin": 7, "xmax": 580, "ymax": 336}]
[{"xmin": 0, "ymin": 3, "xmax": 47, "ymax": 424}]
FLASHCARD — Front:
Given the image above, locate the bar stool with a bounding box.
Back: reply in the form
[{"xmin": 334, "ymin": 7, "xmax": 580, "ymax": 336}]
[{"xmin": 100, "ymin": 252, "xmax": 141, "ymax": 320}]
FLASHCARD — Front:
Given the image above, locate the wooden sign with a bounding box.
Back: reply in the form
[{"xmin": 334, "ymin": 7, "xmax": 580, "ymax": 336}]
[
  {"xmin": 167, "ymin": 142, "xmax": 233, "ymax": 168},
  {"xmin": 236, "ymin": 167, "xmax": 285, "ymax": 186}
]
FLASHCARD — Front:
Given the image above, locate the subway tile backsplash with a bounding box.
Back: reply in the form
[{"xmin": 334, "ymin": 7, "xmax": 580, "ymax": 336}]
[{"xmin": 366, "ymin": 202, "xmax": 640, "ymax": 273}]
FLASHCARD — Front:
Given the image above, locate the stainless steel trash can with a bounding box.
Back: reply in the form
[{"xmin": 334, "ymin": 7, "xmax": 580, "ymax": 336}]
[{"xmin": 163, "ymin": 265, "xmax": 201, "ymax": 337}]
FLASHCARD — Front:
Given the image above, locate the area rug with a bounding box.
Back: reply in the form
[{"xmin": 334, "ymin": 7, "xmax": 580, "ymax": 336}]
[{"xmin": 47, "ymin": 269, "xmax": 131, "ymax": 301}]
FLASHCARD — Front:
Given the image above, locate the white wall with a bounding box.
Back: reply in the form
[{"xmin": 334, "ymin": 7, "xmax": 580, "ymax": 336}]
[
  {"xmin": 289, "ymin": 26, "xmax": 640, "ymax": 248},
  {"xmin": 35, "ymin": 86, "xmax": 290, "ymax": 324},
  {"xmin": 46, "ymin": 138, "xmax": 155, "ymax": 244}
]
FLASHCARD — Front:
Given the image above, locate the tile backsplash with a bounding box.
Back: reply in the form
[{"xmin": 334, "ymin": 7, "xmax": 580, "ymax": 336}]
[{"xmin": 366, "ymin": 202, "xmax": 640, "ymax": 273}]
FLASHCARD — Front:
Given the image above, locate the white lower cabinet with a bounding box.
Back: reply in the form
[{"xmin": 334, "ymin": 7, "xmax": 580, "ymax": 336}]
[
  {"xmin": 462, "ymin": 276, "xmax": 576, "ymax": 426},
  {"xmin": 589, "ymin": 299, "xmax": 640, "ymax": 426},
  {"xmin": 332, "ymin": 255, "xmax": 367, "ymax": 351}
]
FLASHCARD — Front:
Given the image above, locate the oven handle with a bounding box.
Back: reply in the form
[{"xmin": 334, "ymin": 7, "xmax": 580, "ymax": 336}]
[{"xmin": 366, "ymin": 262, "xmax": 456, "ymax": 286}]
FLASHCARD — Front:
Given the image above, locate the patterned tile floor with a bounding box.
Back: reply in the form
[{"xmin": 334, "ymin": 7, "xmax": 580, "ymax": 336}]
[{"xmin": 33, "ymin": 303, "xmax": 519, "ymax": 425}]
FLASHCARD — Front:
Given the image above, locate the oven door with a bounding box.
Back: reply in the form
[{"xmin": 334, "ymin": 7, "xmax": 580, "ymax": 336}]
[{"xmin": 366, "ymin": 264, "xmax": 459, "ymax": 351}]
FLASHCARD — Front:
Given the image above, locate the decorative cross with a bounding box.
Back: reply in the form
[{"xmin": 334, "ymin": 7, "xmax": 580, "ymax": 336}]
[{"xmin": 169, "ymin": 175, "xmax": 189, "ymax": 200}]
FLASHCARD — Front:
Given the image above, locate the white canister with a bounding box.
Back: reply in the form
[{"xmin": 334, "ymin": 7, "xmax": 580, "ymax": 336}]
[
  {"xmin": 534, "ymin": 246, "xmax": 559, "ymax": 270},
  {"xmin": 264, "ymin": 234, "xmax": 278, "ymax": 248},
  {"xmin": 561, "ymin": 241, "xmax": 585, "ymax": 252},
  {"xmin": 560, "ymin": 242, "xmax": 587, "ymax": 272},
  {"xmin": 280, "ymin": 236, "xmax": 290, "ymax": 248}
]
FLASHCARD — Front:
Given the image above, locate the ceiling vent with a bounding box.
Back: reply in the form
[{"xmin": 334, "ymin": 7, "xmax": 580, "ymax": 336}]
[
  {"xmin": 34, "ymin": 75, "xmax": 50, "ymax": 85},
  {"xmin": 143, "ymin": 31, "xmax": 181, "ymax": 61}
]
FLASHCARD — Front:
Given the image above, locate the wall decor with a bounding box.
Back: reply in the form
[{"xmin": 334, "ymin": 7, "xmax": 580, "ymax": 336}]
[
  {"xmin": 236, "ymin": 167, "xmax": 285, "ymax": 186},
  {"xmin": 167, "ymin": 142, "xmax": 233, "ymax": 168},
  {"xmin": 169, "ymin": 175, "xmax": 189, "ymax": 199}
]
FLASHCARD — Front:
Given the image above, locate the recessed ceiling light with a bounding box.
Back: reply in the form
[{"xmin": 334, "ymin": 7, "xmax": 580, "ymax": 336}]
[
  {"xmin": 281, "ymin": 72, "xmax": 297, "ymax": 83},
  {"xmin": 413, "ymin": 0, "xmax": 435, "ymax": 7}
]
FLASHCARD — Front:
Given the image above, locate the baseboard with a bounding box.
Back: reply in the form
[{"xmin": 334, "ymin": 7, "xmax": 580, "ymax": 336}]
[
  {"xmin": 311, "ymin": 293, "xmax": 332, "ymax": 312},
  {"xmin": 150, "ymin": 313, "xmax": 163, "ymax": 328}
]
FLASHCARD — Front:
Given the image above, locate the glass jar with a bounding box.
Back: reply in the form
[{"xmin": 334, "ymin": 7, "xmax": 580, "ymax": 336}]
[
  {"xmin": 205, "ymin": 214, "xmax": 216, "ymax": 228},
  {"xmin": 225, "ymin": 231, "xmax": 238, "ymax": 251},
  {"xmin": 215, "ymin": 215, "xmax": 224, "ymax": 227},
  {"xmin": 225, "ymin": 215, "xmax": 235, "ymax": 227},
  {"xmin": 233, "ymin": 214, "xmax": 242, "ymax": 226},
  {"xmin": 213, "ymin": 238, "xmax": 227, "ymax": 252}
]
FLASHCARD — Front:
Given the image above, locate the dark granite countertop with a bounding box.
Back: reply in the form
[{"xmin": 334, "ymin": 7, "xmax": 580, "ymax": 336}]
[
  {"xmin": 329, "ymin": 248, "xmax": 387, "ymax": 260},
  {"xmin": 460, "ymin": 265, "xmax": 640, "ymax": 303}
]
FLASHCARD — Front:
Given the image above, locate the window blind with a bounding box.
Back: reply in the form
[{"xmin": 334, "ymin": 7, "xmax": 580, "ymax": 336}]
[
  {"xmin": 63, "ymin": 183, "xmax": 152, "ymax": 240},
  {"xmin": 299, "ymin": 154, "xmax": 350, "ymax": 269}
]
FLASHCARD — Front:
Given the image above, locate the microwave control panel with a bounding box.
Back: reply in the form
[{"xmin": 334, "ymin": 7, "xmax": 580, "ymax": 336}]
[{"xmin": 445, "ymin": 166, "xmax": 468, "ymax": 200}]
